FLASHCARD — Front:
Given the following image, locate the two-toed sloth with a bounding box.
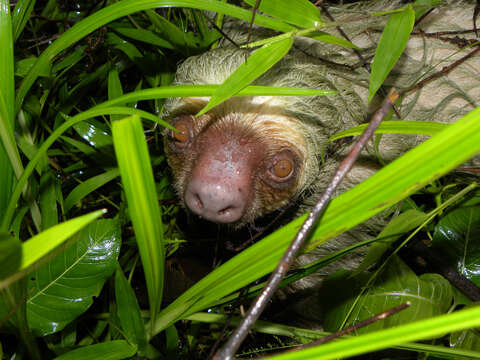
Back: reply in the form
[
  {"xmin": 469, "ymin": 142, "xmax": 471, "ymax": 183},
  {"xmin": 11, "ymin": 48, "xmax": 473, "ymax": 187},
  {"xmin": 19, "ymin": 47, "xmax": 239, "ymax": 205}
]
[{"xmin": 163, "ymin": 1, "xmax": 479, "ymax": 306}]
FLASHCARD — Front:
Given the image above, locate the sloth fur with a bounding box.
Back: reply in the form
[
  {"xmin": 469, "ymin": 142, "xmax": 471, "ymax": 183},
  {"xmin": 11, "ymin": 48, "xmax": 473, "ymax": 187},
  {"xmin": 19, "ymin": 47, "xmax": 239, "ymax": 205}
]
[{"xmin": 163, "ymin": 1, "xmax": 480, "ymax": 319}]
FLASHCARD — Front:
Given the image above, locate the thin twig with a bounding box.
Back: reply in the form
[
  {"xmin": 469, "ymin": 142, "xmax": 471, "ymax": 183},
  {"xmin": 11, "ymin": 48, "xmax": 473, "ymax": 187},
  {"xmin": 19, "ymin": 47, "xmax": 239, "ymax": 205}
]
[
  {"xmin": 212, "ymin": 89, "xmax": 400, "ymax": 360},
  {"xmin": 287, "ymin": 302, "xmax": 411, "ymax": 353},
  {"xmin": 474, "ymin": 0, "xmax": 480, "ymax": 38},
  {"xmin": 404, "ymin": 45, "xmax": 480, "ymax": 96}
]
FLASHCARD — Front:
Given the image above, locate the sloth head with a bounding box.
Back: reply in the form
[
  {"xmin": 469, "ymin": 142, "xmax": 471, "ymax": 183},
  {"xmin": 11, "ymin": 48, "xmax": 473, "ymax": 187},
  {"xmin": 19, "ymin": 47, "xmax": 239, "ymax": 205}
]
[{"xmin": 163, "ymin": 48, "xmax": 364, "ymax": 226}]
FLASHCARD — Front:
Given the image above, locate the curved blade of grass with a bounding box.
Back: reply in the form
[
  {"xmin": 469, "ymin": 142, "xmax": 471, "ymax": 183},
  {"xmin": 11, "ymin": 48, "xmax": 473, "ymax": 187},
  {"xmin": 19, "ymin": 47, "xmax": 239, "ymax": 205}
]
[
  {"xmin": 328, "ymin": 121, "xmax": 448, "ymax": 142},
  {"xmin": 15, "ymin": 0, "xmax": 295, "ymax": 113},
  {"xmin": 269, "ymin": 305, "xmax": 480, "ymax": 360},
  {"xmin": 12, "ymin": 0, "xmax": 36, "ymax": 41},
  {"xmin": 310, "ymin": 31, "xmax": 359, "ymax": 49},
  {"xmin": 197, "ymin": 37, "xmax": 294, "ymax": 116},
  {"xmin": 369, "ymin": 5, "xmax": 415, "ymax": 102},
  {"xmin": 188, "ymin": 312, "xmax": 480, "ymax": 359},
  {"xmin": 1, "ymin": 107, "xmax": 163, "ymax": 232},
  {"xmin": 0, "ymin": 0, "xmax": 21, "ymax": 220},
  {"xmin": 98, "ymin": 85, "xmax": 336, "ymax": 109},
  {"xmin": 64, "ymin": 168, "xmax": 121, "ymax": 213},
  {"xmin": 148, "ymin": 107, "xmax": 480, "ymax": 336},
  {"xmin": 243, "ymin": 0, "xmax": 322, "ymax": 28},
  {"xmin": 112, "ymin": 115, "xmax": 165, "ymax": 329}
]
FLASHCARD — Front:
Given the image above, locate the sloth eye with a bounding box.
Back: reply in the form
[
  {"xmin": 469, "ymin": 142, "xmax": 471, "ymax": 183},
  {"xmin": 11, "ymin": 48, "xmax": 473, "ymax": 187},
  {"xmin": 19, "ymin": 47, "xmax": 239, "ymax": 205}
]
[
  {"xmin": 272, "ymin": 159, "xmax": 293, "ymax": 179},
  {"xmin": 267, "ymin": 150, "xmax": 297, "ymax": 183},
  {"xmin": 173, "ymin": 123, "xmax": 189, "ymax": 144},
  {"xmin": 168, "ymin": 117, "xmax": 193, "ymax": 149}
]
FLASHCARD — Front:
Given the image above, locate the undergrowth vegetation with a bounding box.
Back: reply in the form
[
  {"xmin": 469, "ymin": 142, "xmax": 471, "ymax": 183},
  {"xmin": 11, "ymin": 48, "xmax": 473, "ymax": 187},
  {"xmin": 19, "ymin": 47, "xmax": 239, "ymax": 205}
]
[{"xmin": 0, "ymin": 0, "xmax": 479, "ymax": 359}]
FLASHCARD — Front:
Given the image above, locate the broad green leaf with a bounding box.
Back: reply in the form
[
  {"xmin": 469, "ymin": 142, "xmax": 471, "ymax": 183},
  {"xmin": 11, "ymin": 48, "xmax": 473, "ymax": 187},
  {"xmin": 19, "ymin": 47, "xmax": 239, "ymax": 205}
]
[
  {"xmin": 354, "ymin": 209, "xmax": 428, "ymax": 274},
  {"xmin": 73, "ymin": 121, "xmax": 113, "ymax": 148},
  {"xmin": 64, "ymin": 168, "xmax": 120, "ymax": 213},
  {"xmin": 53, "ymin": 340, "xmax": 136, "ymax": 360},
  {"xmin": 149, "ymin": 107, "xmax": 480, "ymax": 336},
  {"xmin": 115, "ymin": 266, "xmax": 147, "ymax": 354},
  {"xmin": 197, "ymin": 37, "xmax": 294, "ymax": 115},
  {"xmin": 27, "ymin": 219, "xmax": 121, "ymax": 336},
  {"xmin": 268, "ymin": 305, "xmax": 480, "ymax": 360},
  {"xmin": 15, "ymin": 0, "xmax": 295, "ymax": 113},
  {"xmin": 369, "ymin": 5, "xmax": 415, "ymax": 102},
  {"xmin": 18, "ymin": 210, "xmax": 105, "ymax": 272},
  {"xmin": 451, "ymin": 326, "xmax": 480, "ymax": 357},
  {"xmin": 323, "ymin": 257, "xmax": 453, "ymax": 333},
  {"xmin": 328, "ymin": 121, "xmax": 448, "ymax": 142},
  {"xmin": 0, "ymin": 232, "xmax": 21, "ymax": 280},
  {"xmin": 243, "ymin": 0, "xmax": 322, "ymax": 28},
  {"xmin": 112, "ymin": 115, "xmax": 165, "ymax": 326},
  {"xmin": 432, "ymin": 206, "xmax": 480, "ymax": 286}
]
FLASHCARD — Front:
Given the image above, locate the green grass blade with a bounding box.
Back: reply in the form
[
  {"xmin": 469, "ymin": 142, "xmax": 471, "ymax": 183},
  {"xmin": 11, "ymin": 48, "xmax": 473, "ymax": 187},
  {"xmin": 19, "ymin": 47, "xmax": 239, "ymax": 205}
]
[
  {"xmin": 108, "ymin": 69, "xmax": 125, "ymax": 122},
  {"xmin": 369, "ymin": 5, "xmax": 415, "ymax": 102},
  {"xmin": 148, "ymin": 107, "xmax": 480, "ymax": 335},
  {"xmin": 112, "ymin": 115, "xmax": 165, "ymax": 329},
  {"xmin": 243, "ymin": 0, "xmax": 322, "ymax": 28},
  {"xmin": 98, "ymin": 85, "xmax": 336, "ymax": 109},
  {"xmin": 15, "ymin": 0, "xmax": 295, "ymax": 114},
  {"xmin": 188, "ymin": 312, "xmax": 480, "ymax": 358},
  {"xmin": 0, "ymin": 0, "xmax": 20, "ymax": 219},
  {"xmin": 197, "ymin": 37, "xmax": 294, "ymax": 115},
  {"xmin": 12, "ymin": 0, "xmax": 36, "ymax": 41},
  {"xmin": 328, "ymin": 121, "xmax": 448, "ymax": 142},
  {"xmin": 268, "ymin": 305, "xmax": 480, "ymax": 359},
  {"xmin": 64, "ymin": 168, "xmax": 121, "ymax": 213}
]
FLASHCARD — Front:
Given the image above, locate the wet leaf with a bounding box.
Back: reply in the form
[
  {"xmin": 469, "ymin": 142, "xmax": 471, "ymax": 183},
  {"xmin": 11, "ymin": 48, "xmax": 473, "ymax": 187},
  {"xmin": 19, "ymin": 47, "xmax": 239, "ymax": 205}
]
[
  {"xmin": 27, "ymin": 219, "xmax": 121, "ymax": 336},
  {"xmin": 323, "ymin": 257, "xmax": 453, "ymax": 333},
  {"xmin": 432, "ymin": 206, "xmax": 480, "ymax": 286}
]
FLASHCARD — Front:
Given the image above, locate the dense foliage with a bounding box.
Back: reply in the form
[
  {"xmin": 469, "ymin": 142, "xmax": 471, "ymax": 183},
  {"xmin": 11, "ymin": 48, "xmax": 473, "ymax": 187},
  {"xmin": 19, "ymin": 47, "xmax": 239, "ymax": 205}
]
[{"xmin": 0, "ymin": 0, "xmax": 479, "ymax": 359}]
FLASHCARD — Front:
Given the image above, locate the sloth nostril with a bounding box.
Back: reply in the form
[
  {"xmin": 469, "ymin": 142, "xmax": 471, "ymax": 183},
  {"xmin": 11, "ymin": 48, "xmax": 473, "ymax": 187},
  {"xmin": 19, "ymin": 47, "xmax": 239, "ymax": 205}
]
[
  {"xmin": 218, "ymin": 206, "xmax": 233, "ymax": 216},
  {"xmin": 195, "ymin": 194, "xmax": 203, "ymax": 209}
]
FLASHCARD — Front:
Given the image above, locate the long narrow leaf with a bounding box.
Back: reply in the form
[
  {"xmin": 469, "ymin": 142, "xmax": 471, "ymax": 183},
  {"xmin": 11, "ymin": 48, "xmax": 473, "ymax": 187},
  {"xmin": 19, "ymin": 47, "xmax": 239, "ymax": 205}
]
[
  {"xmin": 369, "ymin": 5, "xmax": 415, "ymax": 102},
  {"xmin": 243, "ymin": 0, "xmax": 322, "ymax": 28},
  {"xmin": 112, "ymin": 115, "xmax": 165, "ymax": 329},
  {"xmin": 197, "ymin": 37, "xmax": 294, "ymax": 115},
  {"xmin": 0, "ymin": 0, "xmax": 19, "ymax": 219},
  {"xmin": 328, "ymin": 121, "xmax": 448, "ymax": 142},
  {"xmin": 269, "ymin": 305, "xmax": 480, "ymax": 359},
  {"xmin": 12, "ymin": 0, "xmax": 36, "ymax": 41}
]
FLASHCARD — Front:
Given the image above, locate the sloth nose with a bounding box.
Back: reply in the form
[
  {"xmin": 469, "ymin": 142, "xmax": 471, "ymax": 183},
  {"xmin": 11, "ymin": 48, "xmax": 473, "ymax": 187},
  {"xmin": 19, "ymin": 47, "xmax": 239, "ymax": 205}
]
[{"xmin": 184, "ymin": 178, "xmax": 247, "ymax": 223}]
